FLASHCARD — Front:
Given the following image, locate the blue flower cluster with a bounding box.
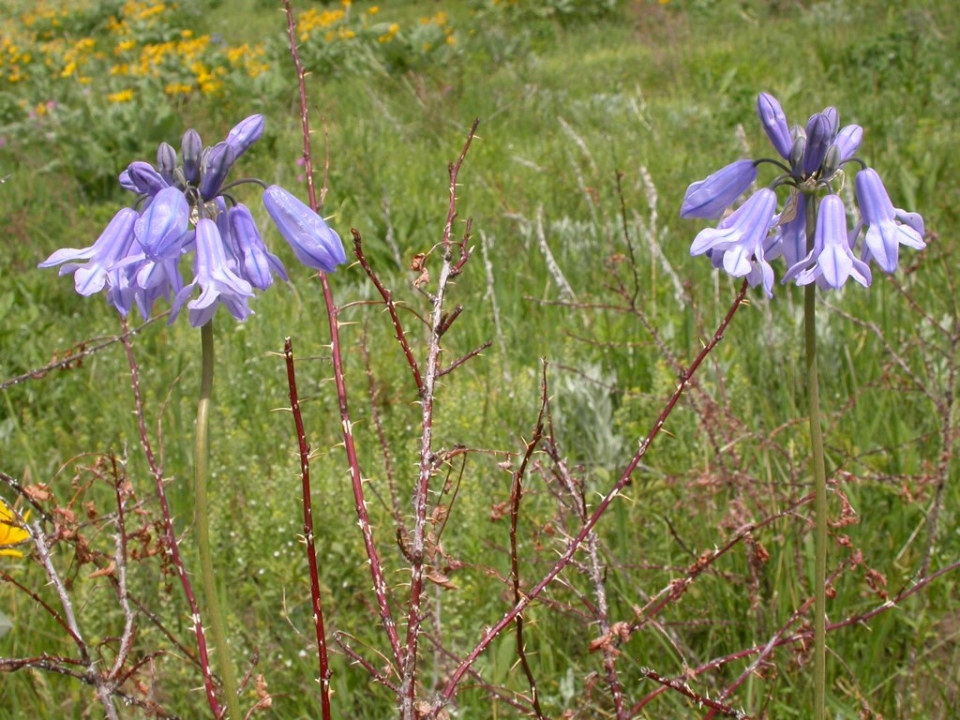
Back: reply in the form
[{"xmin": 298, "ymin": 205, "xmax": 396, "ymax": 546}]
[
  {"xmin": 681, "ymin": 94, "xmax": 925, "ymax": 297},
  {"xmin": 40, "ymin": 115, "xmax": 347, "ymax": 327}
]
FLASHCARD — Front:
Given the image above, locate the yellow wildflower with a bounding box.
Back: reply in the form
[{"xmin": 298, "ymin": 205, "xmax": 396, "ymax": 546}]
[
  {"xmin": 164, "ymin": 82, "xmax": 193, "ymax": 95},
  {"xmin": 227, "ymin": 44, "xmax": 248, "ymax": 64},
  {"xmin": 0, "ymin": 501, "xmax": 30, "ymax": 558},
  {"xmin": 107, "ymin": 89, "xmax": 135, "ymax": 103},
  {"xmin": 378, "ymin": 23, "xmax": 399, "ymax": 43},
  {"xmin": 368, "ymin": 6, "xmax": 379, "ymax": 14}
]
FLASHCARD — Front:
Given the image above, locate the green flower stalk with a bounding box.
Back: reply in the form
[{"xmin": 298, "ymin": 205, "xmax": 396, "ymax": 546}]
[
  {"xmin": 194, "ymin": 320, "xmax": 241, "ymax": 720},
  {"xmin": 38, "ymin": 113, "xmax": 348, "ymax": 717},
  {"xmin": 682, "ymin": 93, "xmax": 926, "ymax": 719}
]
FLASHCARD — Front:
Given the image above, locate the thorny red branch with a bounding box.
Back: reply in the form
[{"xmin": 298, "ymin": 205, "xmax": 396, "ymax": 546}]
[
  {"xmin": 283, "ymin": 337, "xmax": 332, "ymax": 720},
  {"xmin": 402, "ymin": 120, "xmax": 480, "ymax": 720},
  {"xmin": 429, "ymin": 279, "xmax": 752, "ymax": 716},
  {"xmin": 353, "ymin": 229, "xmax": 424, "ymax": 393},
  {"xmin": 544, "ymin": 404, "xmax": 630, "ymax": 717},
  {"xmin": 507, "ymin": 364, "xmax": 548, "ymax": 720},
  {"xmin": 282, "ymin": 0, "xmax": 403, "ymax": 678},
  {"xmin": 120, "ymin": 324, "xmax": 221, "ymax": 717},
  {"xmin": 630, "ymin": 559, "xmax": 960, "ymax": 718},
  {"xmin": 0, "ymin": 317, "xmax": 157, "ymax": 392}
]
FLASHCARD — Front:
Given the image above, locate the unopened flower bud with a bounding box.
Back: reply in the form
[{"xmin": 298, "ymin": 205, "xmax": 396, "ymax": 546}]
[
  {"xmin": 789, "ymin": 134, "xmax": 806, "ymax": 173},
  {"xmin": 181, "ymin": 128, "xmax": 202, "ymax": 183},
  {"xmin": 225, "ymin": 114, "xmax": 265, "ymax": 158},
  {"xmin": 820, "ymin": 144, "xmax": 841, "ymax": 179},
  {"xmin": 802, "ymin": 113, "xmax": 832, "ymax": 177},
  {"xmin": 157, "ymin": 142, "xmax": 178, "ymax": 184},
  {"xmin": 756, "ymin": 93, "xmax": 792, "ymax": 159},
  {"xmin": 125, "ymin": 161, "xmax": 168, "ymax": 196},
  {"xmin": 199, "ymin": 142, "xmax": 237, "ymax": 200},
  {"xmin": 262, "ymin": 186, "xmax": 346, "ymax": 272}
]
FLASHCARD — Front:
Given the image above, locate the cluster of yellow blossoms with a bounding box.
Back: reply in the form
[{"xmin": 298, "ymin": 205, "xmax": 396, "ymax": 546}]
[{"xmin": 1, "ymin": 1, "xmax": 271, "ymax": 105}]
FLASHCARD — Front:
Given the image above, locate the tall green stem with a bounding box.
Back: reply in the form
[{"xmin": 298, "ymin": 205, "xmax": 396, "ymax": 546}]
[
  {"xmin": 195, "ymin": 321, "xmax": 241, "ymax": 719},
  {"xmin": 803, "ymin": 198, "xmax": 828, "ymax": 720}
]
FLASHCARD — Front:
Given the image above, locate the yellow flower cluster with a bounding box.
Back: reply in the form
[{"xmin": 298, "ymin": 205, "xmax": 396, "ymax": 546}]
[
  {"xmin": 378, "ymin": 23, "xmax": 400, "ymax": 44},
  {"xmin": 418, "ymin": 12, "xmax": 457, "ymax": 48},
  {"xmin": 298, "ymin": 9, "xmax": 346, "ymax": 42},
  {"xmin": 298, "ymin": 5, "xmax": 390, "ymax": 46},
  {"xmin": 1, "ymin": 36, "xmax": 31, "ymax": 83},
  {"xmin": 1, "ymin": 0, "xmax": 272, "ymax": 106}
]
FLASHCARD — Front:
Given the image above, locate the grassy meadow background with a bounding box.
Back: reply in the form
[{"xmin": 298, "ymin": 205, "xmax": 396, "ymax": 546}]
[{"xmin": 2, "ymin": 0, "xmax": 959, "ymax": 717}]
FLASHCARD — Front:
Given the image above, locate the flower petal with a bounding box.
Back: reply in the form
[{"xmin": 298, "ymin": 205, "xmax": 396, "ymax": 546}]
[
  {"xmin": 262, "ymin": 186, "xmax": 347, "ymax": 272},
  {"xmin": 756, "ymin": 93, "xmax": 793, "ymax": 159},
  {"xmin": 225, "ymin": 115, "xmax": 265, "ymax": 158},
  {"xmin": 680, "ymin": 159, "xmax": 757, "ymax": 220},
  {"xmin": 856, "ymin": 168, "xmax": 925, "ymax": 273},
  {"xmin": 135, "ymin": 187, "xmax": 191, "ymax": 259}
]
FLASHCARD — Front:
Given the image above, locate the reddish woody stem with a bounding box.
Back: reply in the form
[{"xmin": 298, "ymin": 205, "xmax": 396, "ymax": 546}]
[
  {"xmin": 429, "ymin": 279, "xmax": 751, "ymax": 716},
  {"xmin": 401, "ymin": 120, "xmax": 480, "ymax": 720},
  {"xmin": 629, "ymin": 559, "xmax": 960, "ymax": 718},
  {"xmin": 283, "ymin": 338, "xmax": 332, "ymax": 720},
  {"xmin": 281, "ymin": 0, "xmax": 402, "ymax": 670},
  {"xmin": 107, "ymin": 460, "xmax": 137, "ymax": 684},
  {"xmin": 120, "ymin": 324, "xmax": 221, "ymax": 717},
  {"xmin": 353, "ymin": 230, "xmax": 424, "ymax": 393},
  {"xmin": 507, "ymin": 367, "xmax": 548, "ymax": 720},
  {"xmin": 641, "ymin": 668, "xmax": 747, "ymax": 718},
  {"xmin": 544, "ymin": 419, "xmax": 628, "ymax": 717}
]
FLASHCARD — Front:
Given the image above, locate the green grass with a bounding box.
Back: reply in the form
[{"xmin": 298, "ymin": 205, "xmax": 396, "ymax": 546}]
[{"xmin": 2, "ymin": 0, "xmax": 960, "ymax": 717}]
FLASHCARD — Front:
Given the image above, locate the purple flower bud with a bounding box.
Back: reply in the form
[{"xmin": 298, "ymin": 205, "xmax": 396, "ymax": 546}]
[
  {"xmin": 680, "ymin": 159, "xmax": 757, "ymax": 220},
  {"xmin": 125, "ymin": 161, "xmax": 168, "ymax": 196},
  {"xmin": 225, "ymin": 114, "xmax": 265, "ymax": 158},
  {"xmin": 833, "ymin": 124, "xmax": 862, "ymax": 162},
  {"xmin": 855, "ymin": 168, "xmax": 925, "ymax": 273},
  {"xmin": 789, "ymin": 132, "xmax": 806, "ymax": 172},
  {"xmin": 756, "ymin": 93, "xmax": 792, "ymax": 159},
  {"xmin": 821, "ymin": 106, "xmax": 839, "ymax": 136},
  {"xmin": 157, "ymin": 142, "xmax": 178, "ymax": 184},
  {"xmin": 119, "ymin": 168, "xmax": 137, "ymax": 193},
  {"xmin": 802, "ymin": 113, "xmax": 833, "ymax": 177},
  {"xmin": 820, "ymin": 144, "xmax": 842, "ymax": 179},
  {"xmin": 135, "ymin": 186, "xmax": 191, "ymax": 259},
  {"xmin": 262, "ymin": 186, "xmax": 347, "ymax": 272},
  {"xmin": 229, "ymin": 204, "xmax": 288, "ymax": 290},
  {"xmin": 181, "ymin": 128, "xmax": 202, "ymax": 183},
  {"xmin": 199, "ymin": 141, "xmax": 237, "ymax": 200}
]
